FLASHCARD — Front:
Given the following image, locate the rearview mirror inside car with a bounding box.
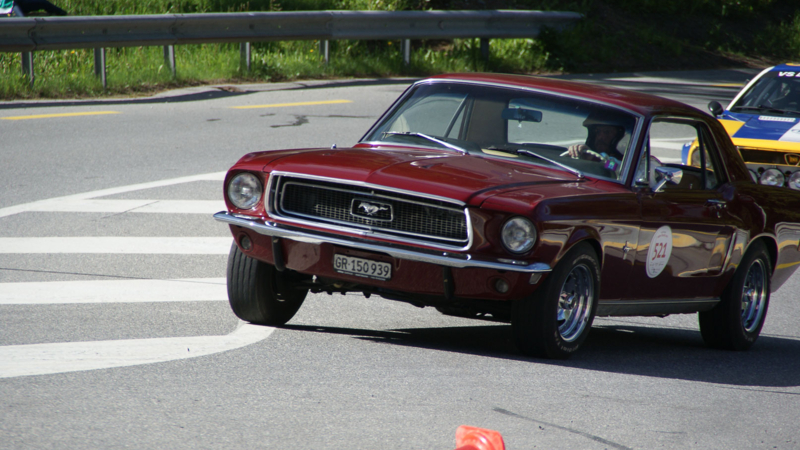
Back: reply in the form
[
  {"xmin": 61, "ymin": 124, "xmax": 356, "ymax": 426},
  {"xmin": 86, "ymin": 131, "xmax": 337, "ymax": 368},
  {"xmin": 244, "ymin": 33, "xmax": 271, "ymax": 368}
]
[{"xmin": 502, "ymin": 107, "xmax": 543, "ymax": 123}]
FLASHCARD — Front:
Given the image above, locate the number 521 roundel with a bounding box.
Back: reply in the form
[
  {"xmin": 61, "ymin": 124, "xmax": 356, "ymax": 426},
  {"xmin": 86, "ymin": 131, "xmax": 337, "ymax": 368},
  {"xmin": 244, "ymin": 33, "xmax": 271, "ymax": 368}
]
[{"xmin": 647, "ymin": 226, "xmax": 673, "ymax": 278}]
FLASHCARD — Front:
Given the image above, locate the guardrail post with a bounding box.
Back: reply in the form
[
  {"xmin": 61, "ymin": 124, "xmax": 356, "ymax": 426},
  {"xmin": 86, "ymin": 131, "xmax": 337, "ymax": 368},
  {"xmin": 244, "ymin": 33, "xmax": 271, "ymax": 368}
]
[
  {"xmin": 94, "ymin": 48, "xmax": 107, "ymax": 89},
  {"xmin": 480, "ymin": 38, "xmax": 490, "ymax": 61},
  {"xmin": 319, "ymin": 40, "xmax": 329, "ymax": 65},
  {"xmin": 21, "ymin": 52, "xmax": 34, "ymax": 87},
  {"xmin": 401, "ymin": 39, "xmax": 410, "ymax": 66},
  {"xmin": 239, "ymin": 42, "xmax": 251, "ymax": 72},
  {"xmin": 163, "ymin": 45, "xmax": 176, "ymax": 78}
]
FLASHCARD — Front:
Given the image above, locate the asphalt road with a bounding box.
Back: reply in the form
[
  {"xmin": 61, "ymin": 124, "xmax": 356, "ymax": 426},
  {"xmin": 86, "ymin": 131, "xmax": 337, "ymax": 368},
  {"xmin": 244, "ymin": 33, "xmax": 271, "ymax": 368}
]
[{"xmin": 2, "ymin": 69, "xmax": 799, "ymax": 450}]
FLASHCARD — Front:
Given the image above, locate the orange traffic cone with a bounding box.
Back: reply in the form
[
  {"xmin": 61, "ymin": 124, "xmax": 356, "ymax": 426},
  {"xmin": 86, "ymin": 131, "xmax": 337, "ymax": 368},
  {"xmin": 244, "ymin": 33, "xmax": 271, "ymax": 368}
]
[{"xmin": 454, "ymin": 425, "xmax": 505, "ymax": 450}]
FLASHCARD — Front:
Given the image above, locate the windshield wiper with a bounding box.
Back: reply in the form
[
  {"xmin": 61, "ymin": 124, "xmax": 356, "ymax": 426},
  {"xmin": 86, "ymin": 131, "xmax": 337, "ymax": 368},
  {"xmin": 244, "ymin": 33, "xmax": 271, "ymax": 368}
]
[
  {"xmin": 381, "ymin": 131, "xmax": 468, "ymax": 155},
  {"xmin": 516, "ymin": 149, "xmax": 584, "ymax": 180},
  {"xmin": 731, "ymin": 106, "xmax": 764, "ymax": 112},
  {"xmin": 484, "ymin": 146, "xmax": 517, "ymax": 154},
  {"xmin": 732, "ymin": 105, "xmax": 797, "ymax": 115}
]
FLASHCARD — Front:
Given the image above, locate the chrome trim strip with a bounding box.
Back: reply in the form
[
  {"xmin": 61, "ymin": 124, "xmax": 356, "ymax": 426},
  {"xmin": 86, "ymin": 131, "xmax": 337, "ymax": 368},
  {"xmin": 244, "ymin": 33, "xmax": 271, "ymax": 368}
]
[
  {"xmin": 259, "ymin": 208, "xmax": 473, "ymax": 251},
  {"xmin": 281, "ymin": 179, "xmax": 465, "ymax": 212},
  {"xmin": 596, "ymin": 298, "xmax": 720, "ymax": 316},
  {"xmin": 214, "ymin": 211, "xmax": 551, "ymax": 273},
  {"xmin": 598, "ymin": 298, "xmax": 720, "ymax": 307},
  {"xmin": 722, "ymin": 229, "xmax": 749, "ymax": 274},
  {"xmin": 720, "ymin": 232, "xmax": 738, "ymax": 274},
  {"xmin": 271, "ymin": 171, "xmax": 467, "ymax": 206}
]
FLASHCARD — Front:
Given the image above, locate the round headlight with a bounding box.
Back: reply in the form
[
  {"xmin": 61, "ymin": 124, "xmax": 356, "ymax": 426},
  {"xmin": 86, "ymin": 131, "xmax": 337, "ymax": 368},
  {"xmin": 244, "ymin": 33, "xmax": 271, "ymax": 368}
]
[
  {"xmin": 789, "ymin": 171, "xmax": 800, "ymax": 190},
  {"xmin": 501, "ymin": 217, "xmax": 537, "ymax": 254},
  {"xmin": 759, "ymin": 168, "xmax": 785, "ymax": 187},
  {"xmin": 227, "ymin": 173, "xmax": 263, "ymax": 210}
]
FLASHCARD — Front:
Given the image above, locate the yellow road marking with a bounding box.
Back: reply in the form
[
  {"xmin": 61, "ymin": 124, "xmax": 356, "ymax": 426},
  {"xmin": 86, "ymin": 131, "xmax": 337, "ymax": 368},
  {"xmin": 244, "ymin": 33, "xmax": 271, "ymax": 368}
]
[
  {"xmin": 231, "ymin": 99, "xmax": 352, "ymax": 109},
  {"xmin": 776, "ymin": 260, "xmax": 800, "ymax": 270},
  {"xmin": 1, "ymin": 111, "xmax": 121, "ymax": 120},
  {"xmin": 710, "ymin": 83, "xmax": 745, "ymax": 88}
]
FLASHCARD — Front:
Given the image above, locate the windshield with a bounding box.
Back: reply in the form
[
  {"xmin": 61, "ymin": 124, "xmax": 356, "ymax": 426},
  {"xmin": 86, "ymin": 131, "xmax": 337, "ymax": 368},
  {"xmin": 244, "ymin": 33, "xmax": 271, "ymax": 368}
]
[
  {"xmin": 362, "ymin": 82, "xmax": 638, "ymax": 181},
  {"xmin": 731, "ymin": 71, "xmax": 800, "ymax": 116}
]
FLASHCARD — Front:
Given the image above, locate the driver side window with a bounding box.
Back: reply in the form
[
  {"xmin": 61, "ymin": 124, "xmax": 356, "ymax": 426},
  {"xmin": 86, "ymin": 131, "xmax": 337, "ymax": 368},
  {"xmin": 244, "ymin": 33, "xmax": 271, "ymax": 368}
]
[{"xmin": 641, "ymin": 119, "xmax": 723, "ymax": 191}]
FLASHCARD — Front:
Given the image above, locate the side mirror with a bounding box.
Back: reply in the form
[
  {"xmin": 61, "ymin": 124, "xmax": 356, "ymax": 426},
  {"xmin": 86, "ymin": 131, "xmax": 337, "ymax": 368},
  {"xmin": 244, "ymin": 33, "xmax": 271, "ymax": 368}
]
[
  {"xmin": 708, "ymin": 101, "xmax": 723, "ymax": 117},
  {"xmin": 653, "ymin": 166, "xmax": 683, "ymax": 192}
]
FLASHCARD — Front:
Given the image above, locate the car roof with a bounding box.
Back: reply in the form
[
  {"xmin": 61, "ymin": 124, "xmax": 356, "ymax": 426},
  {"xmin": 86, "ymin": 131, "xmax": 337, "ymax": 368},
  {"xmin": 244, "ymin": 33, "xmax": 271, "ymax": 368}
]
[
  {"xmin": 426, "ymin": 73, "xmax": 703, "ymax": 118},
  {"xmin": 767, "ymin": 63, "xmax": 800, "ymax": 72}
]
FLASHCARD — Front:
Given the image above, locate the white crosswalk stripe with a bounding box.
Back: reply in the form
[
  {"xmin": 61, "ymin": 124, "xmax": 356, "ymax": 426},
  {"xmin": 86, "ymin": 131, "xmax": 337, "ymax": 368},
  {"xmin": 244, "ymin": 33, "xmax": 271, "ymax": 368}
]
[
  {"xmin": 0, "ymin": 171, "xmax": 226, "ymax": 219},
  {"xmin": 23, "ymin": 199, "xmax": 225, "ymax": 214},
  {"xmin": 0, "ymin": 322, "xmax": 272, "ymax": 378},
  {"xmin": 0, "ymin": 278, "xmax": 226, "ymax": 305},
  {"xmin": 0, "ymin": 237, "xmax": 232, "ymax": 254},
  {"xmin": 0, "ymin": 172, "xmax": 269, "ymax": 379}
]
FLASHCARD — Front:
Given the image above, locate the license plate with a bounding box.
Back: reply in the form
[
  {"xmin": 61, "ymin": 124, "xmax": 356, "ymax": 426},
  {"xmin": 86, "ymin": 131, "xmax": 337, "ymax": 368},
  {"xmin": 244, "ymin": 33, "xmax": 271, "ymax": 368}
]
[{"xmin": 333, "ymin": 254, "xmax": 392, "ymax": 281}]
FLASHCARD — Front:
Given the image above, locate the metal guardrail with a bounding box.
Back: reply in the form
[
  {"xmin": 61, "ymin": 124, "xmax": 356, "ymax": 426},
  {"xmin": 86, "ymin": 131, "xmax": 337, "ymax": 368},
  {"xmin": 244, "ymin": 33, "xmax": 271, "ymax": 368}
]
[{"xmin": 0, "ymin": 10, "xmax": 582, "ymax": 87}]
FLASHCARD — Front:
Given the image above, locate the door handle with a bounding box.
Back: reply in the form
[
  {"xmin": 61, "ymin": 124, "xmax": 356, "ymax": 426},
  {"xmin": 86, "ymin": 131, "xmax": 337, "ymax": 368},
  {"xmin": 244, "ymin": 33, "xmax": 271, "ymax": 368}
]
[{"xmin": 706, "ymin": 199, "xmax": 726, "ymax": 218}]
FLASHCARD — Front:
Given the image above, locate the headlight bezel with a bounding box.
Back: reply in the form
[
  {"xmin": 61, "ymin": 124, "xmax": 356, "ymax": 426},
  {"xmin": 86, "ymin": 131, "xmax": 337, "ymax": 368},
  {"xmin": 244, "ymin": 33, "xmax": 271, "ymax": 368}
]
[
  {"xmin": 759, "ymin": 168, "xmax": 785, "ymax": 187},
  {"xmin": 788, "ymin": 171, "xmax": 800, "ymax": 190},
  {"xmin": 500, "ymin": 216, "xmax": 537, "ymax": 254},
  {"xmin": 227, "ymin": 172, "xmax": 263, "ymax": 210}
]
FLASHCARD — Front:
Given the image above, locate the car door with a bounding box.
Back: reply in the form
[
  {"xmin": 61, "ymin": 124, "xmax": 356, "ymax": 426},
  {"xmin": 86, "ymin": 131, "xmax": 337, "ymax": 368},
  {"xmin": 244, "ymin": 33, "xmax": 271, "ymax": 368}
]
[{"xmin": 625, "ymin": 117, "xmax": 738, "ymax": 302}]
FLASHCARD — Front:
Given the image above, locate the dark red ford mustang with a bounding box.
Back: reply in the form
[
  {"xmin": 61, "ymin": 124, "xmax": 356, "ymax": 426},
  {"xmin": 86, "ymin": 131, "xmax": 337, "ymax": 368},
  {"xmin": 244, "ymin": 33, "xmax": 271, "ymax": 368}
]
[{"xmin": 215, "ymin": 73, "xmax": 800, "ymax": 359}]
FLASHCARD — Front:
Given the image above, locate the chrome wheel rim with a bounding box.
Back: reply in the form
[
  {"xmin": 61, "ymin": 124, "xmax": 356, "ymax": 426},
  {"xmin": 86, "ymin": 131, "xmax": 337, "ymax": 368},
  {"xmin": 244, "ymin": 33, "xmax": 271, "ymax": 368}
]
[
  {"xmin": 741, "ymin": 259, "xmax": 767, "ymax": 333},
  {"xmin": 557, "ymin": 264, "xmax": 594, "ymax": 342}
]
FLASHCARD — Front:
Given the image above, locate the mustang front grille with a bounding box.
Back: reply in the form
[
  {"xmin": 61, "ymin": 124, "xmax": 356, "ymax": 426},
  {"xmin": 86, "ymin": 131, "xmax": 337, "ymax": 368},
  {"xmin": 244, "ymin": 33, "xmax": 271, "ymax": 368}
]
[{"xmin": 269, "ymin": 175, "xmax": 469, "ymax": 246}]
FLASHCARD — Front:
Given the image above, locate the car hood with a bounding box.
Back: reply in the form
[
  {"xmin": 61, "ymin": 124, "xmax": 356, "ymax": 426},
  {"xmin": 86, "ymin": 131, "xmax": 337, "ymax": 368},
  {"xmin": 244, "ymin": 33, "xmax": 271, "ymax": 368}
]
[
  {"xmin": 720, "ymin": 113, "xmax": 800, "ymax": 149},
  {"xmin": 257, "ymin": 146, "xmax": 600, "ymax": 206}
]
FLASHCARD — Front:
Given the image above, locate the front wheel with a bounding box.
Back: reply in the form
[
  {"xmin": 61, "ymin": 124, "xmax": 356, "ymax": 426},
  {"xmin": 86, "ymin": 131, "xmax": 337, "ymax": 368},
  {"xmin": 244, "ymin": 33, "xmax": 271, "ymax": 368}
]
[
  {"xmin": 699, "ymin": 241, "xmax": 771, "ymax": 350},
  {"xmin": 226, "ymin": 242, "xmax": 308, "ymax": 326},
  {"xmin": 512, "ymin": 243, "xmax": 600, "ymax": 359}
]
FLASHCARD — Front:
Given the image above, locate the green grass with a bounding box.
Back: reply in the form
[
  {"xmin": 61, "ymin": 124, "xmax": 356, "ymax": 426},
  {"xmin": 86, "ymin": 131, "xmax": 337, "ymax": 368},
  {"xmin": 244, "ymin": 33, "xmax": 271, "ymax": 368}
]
[
  {"xmin": 0, "ymin": 37, "xmax": 550, "ymax": 99},
  {"xmin": 2, "ymin": 0, "xmax": 800, "ymax": 99}
]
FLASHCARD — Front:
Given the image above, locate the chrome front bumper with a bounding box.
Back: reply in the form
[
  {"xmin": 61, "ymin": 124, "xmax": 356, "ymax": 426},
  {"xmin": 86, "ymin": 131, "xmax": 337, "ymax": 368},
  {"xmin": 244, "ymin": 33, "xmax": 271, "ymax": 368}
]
[{"xmin": 214, "ymin": 211, "xmax": 551, "ymax": 273}]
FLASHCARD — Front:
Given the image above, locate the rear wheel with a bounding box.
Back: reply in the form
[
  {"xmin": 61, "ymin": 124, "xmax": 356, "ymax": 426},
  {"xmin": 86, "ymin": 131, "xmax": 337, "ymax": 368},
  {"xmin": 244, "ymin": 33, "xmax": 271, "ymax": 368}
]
[
  {"xmin": 699, "ymin": 241, "xmax": 771, "ymax": 350},
  {"xmin": 512, "ymin": 243, "xmax": 599, "ymax": 359},
  {"xmin": 226, "ymin": 242, "xmax": 308, "ymax": 325}
]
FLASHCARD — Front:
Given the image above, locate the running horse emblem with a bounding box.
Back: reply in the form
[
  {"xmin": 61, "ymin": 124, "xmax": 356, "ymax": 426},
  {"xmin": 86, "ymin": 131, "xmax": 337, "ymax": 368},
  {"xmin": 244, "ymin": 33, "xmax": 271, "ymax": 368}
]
[{"xmin": 358, "ymin": 201, "xmax": 390, "ymax": 216}]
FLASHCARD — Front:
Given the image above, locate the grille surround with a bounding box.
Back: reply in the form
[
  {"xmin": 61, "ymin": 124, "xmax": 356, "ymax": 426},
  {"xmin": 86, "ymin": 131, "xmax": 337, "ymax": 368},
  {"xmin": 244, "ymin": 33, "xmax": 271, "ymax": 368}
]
[{"xmin": 266, "ymin": 172, "xmax": 471, "ymax": 249}]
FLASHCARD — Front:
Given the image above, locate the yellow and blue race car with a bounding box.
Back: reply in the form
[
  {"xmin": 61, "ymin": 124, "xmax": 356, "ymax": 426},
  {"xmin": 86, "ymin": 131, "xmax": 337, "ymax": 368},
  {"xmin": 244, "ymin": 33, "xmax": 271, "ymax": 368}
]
[{"xmin": 698, "ymin": 63, "xmax": 800, "ymax": 190}]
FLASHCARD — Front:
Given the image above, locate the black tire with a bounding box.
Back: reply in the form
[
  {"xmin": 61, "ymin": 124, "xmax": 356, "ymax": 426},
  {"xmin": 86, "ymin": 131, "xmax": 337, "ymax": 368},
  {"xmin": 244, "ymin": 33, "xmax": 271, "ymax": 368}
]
[
  {"xmin": 699, "ymin": 241, "xmax": 771, "ymax": 351},
  {"xmin": 226, "ymin": 242, "xmax": 308, "ymax": 326},
  {"xmin": 512, "ymin": 242, "xmax": 600, "ymax": 359}
]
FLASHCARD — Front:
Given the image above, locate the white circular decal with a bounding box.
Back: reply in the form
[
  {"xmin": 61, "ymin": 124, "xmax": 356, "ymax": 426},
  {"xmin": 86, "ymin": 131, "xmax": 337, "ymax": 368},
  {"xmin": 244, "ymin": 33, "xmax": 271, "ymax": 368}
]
[{"xmin": 646, "ymin": 225, "xmax": 673, "ymax": 278}]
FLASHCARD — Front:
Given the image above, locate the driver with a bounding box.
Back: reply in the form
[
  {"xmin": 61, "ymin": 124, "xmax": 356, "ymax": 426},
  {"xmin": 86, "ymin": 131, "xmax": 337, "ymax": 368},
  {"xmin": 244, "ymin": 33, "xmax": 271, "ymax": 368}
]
[
  {"xmin": 766, "ymin": 80, "xmax": 800, "ymax": 111},
  {"xmin": 567, "ymin": 113, "xmax": 626, "ymax": 170}
]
